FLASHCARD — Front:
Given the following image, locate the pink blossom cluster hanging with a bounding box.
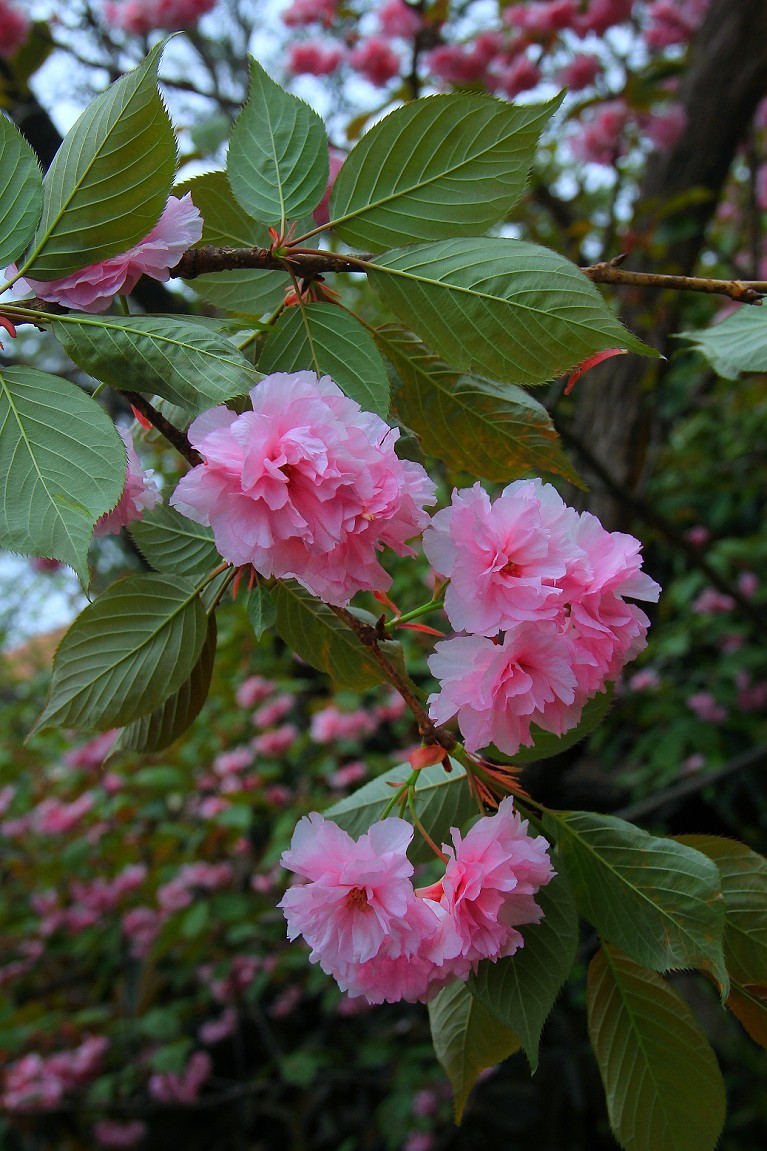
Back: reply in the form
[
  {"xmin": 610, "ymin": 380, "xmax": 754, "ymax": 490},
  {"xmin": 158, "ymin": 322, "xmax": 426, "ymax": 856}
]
[
  {"xmin": 170, "ymin": 371, "xmax": 436, "ymax": 606},
  {"xmin": 424, "ymin": 479, "xmax": 661, "ymax": 756},
  {"xmin": 279, "ymin": 797, "xmax": 554, "ymax": 1004}
]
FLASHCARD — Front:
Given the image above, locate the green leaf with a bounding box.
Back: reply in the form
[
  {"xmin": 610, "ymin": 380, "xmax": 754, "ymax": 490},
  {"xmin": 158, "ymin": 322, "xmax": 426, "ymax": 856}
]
[
  {"xmin": 510, "ymin": 686, "xmax": 614, "ymax": 764},
  {"xmin": 116, "ymin": 614, "xmax": 217, "ymax": 753},
  {"xmin": 378, "ymin": 324, "xmax": 581, "ymax": 484},
  {"xmin": 429, "ymin": 980, "xmax": 521, "ymax": 1123},
  {"xmin": 677, "ymin": 308, "xmax": 767, "ymax": 380},
  {"xmin": 0, "ymin": 113, "xmax": 42, "ymax": 266},
  {"xmin": 470, "ymin": 872, "xmax": 578, "ymax": 1070},
  {"xmin": 368, "ymin": 238, "xmax": 654, "ymax": 387},
  {"xmin": 587, "ymin": 946, "xmax": 726, "ymax": 1151},
  {"xmin": 547, "ymin": 811, "xmax": 728, "ymax": 989},
  {"xmin": 33, "ymin": 574, "xmax": 208, "ymax": 734},
  {"xmin": 327, "ymin": 759, "xmax": 474, "ymax": 864},
  {"xmin": 0, "ymin": 366, "xmax": 125, "ymax": 584},
  {"xmin": 272, "ymin": 579, "xmax": 389, "ymax": 690},
  {"xmin": 181, "ymin": 900, "xmax": 210, "ymax": 939},
  {"xmin": 259, "ymin": 302, "xmax": 390, "ymax": 416},
  {"xmin": 51, "ymin": 314, "xmax": 259, "ymax": 415},
  {"xmin": 330, "ymin": 94, "xmax": 560, "ymax": 251},
  {"xmin": 130, "ymin": 505, "xmax": 222, "ymax": 579},
  {"xmin": 227, "ymin": 57, "xmax": 328, "ymax": 228},
  {"xmin": 176, "ymin": 168, "xmax": 287, "ymax": 314},
  {"xmin": 186, "ymin": 269, "xmax": 288, "ymax": 315},
  {"xmin": 23, "ymin": 42, "xmax": 176, "ymax": 280},
  {"xmin": 176, "ymin": 169, "xmax": 270, "ymax": 247},
  {"xmin": 247, "ymin": 583, "xmax": 276, "ymax": 639},
  {"xmin": 677, "ymin": 835, "xmax": 767, "ymax": 983}
]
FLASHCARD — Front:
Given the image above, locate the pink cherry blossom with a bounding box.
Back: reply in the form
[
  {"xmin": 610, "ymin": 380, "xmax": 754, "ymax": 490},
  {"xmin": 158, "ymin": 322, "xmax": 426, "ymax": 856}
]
[
  {"xmin": 252, "ymin": 725, "xmax": 298, "ymax": 757},
  {"xmin": 427, "ymin": 43, "xmax": 491, "ymax": 87},
  {"xmin": 692, "ymin": 587, "xmax": 735, "ymax": 615},
  {"xmin": 377, "ymin": 0, "xmax": 422, "ymax": 39},
  {"xmin": 280, "ymin": 813, "xmax": 443, "ymax": 999},
  {"xmin": 282, "ymin": 0, "xmax": 337, "ymax": 27},
  {"xmin": 495, "ymin": 56, "xmax": 542, "ymax": 100},
  {"xmin": 235, "ymin": 675, "xmax": 276, "ymax": 708},
  {"xmin": 170, "ymin": 371, "xmax": 436, "ymax": 606},
  {"xmin": 430, "ymin": 797, "xmax": 554, "ymax": 970},
  {"xmin": 556, "ymin": 53, "xmax": 602, "ymax": 91},
  {"xmin": 11, "ymin": 194, "xmax": 203, "ymax": 312},
  {"xmin": 574, "ymin": 0, "xmax": 633, "ymax": 35},
  {"xmin": 199, "ymin": 1008, "xmax": 237, "ymax": 1045},
  {"xmin": 428, "ymin": 627, "xmax": 580, "ymax": 756},
  {"xmin": 348, "ymin": 37, "xmax": 402, "ymax": 86},
  {"xmin": 686, "ymin": 691, "xmax": 727, "ymax": 724},
  {"xmin": 103, "ymin": 0, "xmax": 217, "ymax": 34},
  {"xmin": 505, "ymin": 0, "xmax": 578, "ymax": 35},
  {"xmin": 310, "ymin": 704, "xmax": 378, "ymax": 743},
  {"xmin": 423, "ymin": 480, "xmax": 574, "ymax": 636},
  {"xmin": 149, "ymin": 1051, "xmax": 211, "ymax": 1105},
  {"xmin": 280, "ymin": 801, "xmax": 553, "ymax": 1002},
  {"xmin": 288, "ymin": 41, "xmax": 345, "ymax": 76},
  {"xmin": 0, "ymin": 1, "xmax": 28, "ymax": 57},
  {"xmin": 94, "ymin": 1120, "xmax": 147, "ymax": 1149},
  {"xmin": 94, "ymin": 426, "xmax": 160, "ymax": 536},
  {"xmin": 313, "ymin": 148, "xmax": 345, "ymax": 227},
  {"xmin": 570, "ymin": 101, "xmax": 629, "ymax": 166}
]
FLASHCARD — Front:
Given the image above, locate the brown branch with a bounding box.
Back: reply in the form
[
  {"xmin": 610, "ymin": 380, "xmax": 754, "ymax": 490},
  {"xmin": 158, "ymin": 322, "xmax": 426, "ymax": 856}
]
[
  {"xmin": 327, "ymin": 603, "xmax": 457, "ymax": 752},
  {"xmin": 172, "ymin": 245, "xmax": 767, "ymax": 304},
  {"xmin": 581, "ymin": 257, "xmax": 767, "ymax": 304},
  {"xmin": 172, "ymin": 245, "xmax": 371, "ymax": 280},
  {"xmin": 122, "ymin": 392, "xmax": 201, "ymax": 466}
]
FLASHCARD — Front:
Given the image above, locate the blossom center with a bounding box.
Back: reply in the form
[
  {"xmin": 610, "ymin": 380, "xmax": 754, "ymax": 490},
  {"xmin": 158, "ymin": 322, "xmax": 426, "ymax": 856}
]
[{"xmin": 345, "ymin": 885, "xmax": 371, "ymax": 912}]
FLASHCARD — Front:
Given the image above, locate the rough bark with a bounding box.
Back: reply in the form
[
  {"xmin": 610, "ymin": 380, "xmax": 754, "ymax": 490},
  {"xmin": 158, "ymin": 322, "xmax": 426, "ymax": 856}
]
[{"xmin": 568, "ymin": 0, "xmax": 767, "ymax": 527}]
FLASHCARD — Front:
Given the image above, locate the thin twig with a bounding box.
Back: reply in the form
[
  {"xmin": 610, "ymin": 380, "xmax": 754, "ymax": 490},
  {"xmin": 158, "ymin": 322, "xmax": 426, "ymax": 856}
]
[
  {"xmin": 581, "ymin": 256, "xmax": 767, "ymax": 304},
  {"xmin": 616, "ymin": 743, "xmax": 767, "ymax": 823},
  {"xmin": 123, "ymin": 392, "xmax": 201, "ymax": 466},
  {"xmin": 327, "ymin": 603, "xmax": 456, "ymax": 751}
]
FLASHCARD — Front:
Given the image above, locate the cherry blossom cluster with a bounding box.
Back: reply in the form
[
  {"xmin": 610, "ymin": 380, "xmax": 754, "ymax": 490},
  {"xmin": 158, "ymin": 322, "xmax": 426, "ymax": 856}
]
[
  {"xmin": 102, "ymin": 0, "xmax": 217, "ymax": 35},
  {"xmin": 171, "ymin": 371, "xmax": 436, "ymax": 606},
  {"xmin": 10, "ymin": 194, "xmax": 203, "ymax": 312},
  {"xmin": 282, "ymin": 0, "xmax": 704, "ymax": 164},
  {"xmin": 1, "ymin": 1035, "xmax": 108, "ymax": 1112},
  {"xmin": 424, "ymin": 479, "xmax": 660, "ymax": 756},
  {"xmin": 280, "ymin": 797, "xmax": 554, "ymax": 1004}
]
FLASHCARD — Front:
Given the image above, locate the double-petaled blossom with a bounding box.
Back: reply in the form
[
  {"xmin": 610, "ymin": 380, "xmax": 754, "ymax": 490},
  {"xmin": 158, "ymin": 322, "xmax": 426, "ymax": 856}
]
[
  {"xmin": 10, "ymin": 195, "xmax": 203, "ymax": 312},
  {"xmin": 279, "ymin": 799, "xmax": 553, "ymax": 1004},
  {"xmin": 170, "ymin": 371, "xmax": 436, "ymax": 606},
  {"xmin": 425, "ymin": 479, "xmax": 660, "ymax": 756},
  {"xmin": 94, "ymin": 427, "xmax": 160, "ymax": 536}
]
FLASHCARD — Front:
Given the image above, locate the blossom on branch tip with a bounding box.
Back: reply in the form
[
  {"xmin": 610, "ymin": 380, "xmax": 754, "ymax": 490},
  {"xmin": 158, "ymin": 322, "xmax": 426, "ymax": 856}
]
[
  {"xmin": 279, "ymin": 800, "xmax": 553, "ymax": 1003},
  {"xmin": 170, "ymin": 371, "xmax": 436, "ymax": 606},
  {"xmin": 425, "ymin": 480, "xmax": 659, "ymax": 755},
  {"xmin": 11, "ymin": 194, "xmax": 203, "ymax": 312}
]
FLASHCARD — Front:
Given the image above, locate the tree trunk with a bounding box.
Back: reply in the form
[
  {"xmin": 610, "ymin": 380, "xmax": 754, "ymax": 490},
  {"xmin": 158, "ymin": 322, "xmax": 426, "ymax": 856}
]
[{"xmin": 569, "ymin": 0, "xmax": 767, "ymax": 528}]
